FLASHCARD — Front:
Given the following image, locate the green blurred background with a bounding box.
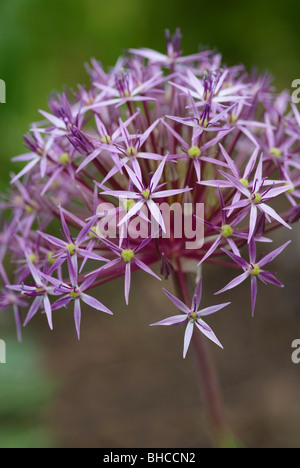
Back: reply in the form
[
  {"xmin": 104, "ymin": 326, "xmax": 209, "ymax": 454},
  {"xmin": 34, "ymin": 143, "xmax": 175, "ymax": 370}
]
[{"xmin": 0, "ymin": 0, "xmax": 300, "ymax": 448}]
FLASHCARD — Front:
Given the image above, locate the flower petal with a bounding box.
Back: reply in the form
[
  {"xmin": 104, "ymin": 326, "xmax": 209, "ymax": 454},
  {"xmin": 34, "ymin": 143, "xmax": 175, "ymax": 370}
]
[
  {"xmin": 81, "ymin": 293, "xmax": 112, "ymax": 314},
  {"xmin": 150, "ymin": 314, "xmax": 187, "ymax": 326},
  {"xmin": 183, "ymin": 321, "xmax": 194, "ymax": 358},
  {"xmin": 215, "ymin": 271, "xmax": 249, "ymax": 295},
  {"xmin": 195, "ymin": 320, "xmax": 223, "ymax": 348},
  {"xmin": 163, "ymin": 289, "xmax": 190, "ymax": 314}
]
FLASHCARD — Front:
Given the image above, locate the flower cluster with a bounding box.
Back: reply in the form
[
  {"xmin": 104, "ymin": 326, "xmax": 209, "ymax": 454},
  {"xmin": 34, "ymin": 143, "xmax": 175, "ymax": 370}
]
[{"xmin": 1, "ymin": 31, "xmax": 299, "ymax": 357}]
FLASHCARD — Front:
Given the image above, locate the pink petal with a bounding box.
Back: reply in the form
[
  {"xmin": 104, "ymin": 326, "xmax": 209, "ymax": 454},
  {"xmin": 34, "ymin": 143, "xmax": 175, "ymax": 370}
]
[
  {"xmin": 195, "ymin": 320, "xmax": 223, "ymax": 348},
  {"xmin": 81, "ymin": 293, "xmax": 112, "ymax": 314},
  {"xmin": 150, "ymin": 314, "xmax": 187, "ymax": 327},
  {"xmin": 74, "ymin": 299, "xmax": 81, "ymax": 340},
  {"xmin": 215, "ymin": 271, "xmax": 249, "ymax": 295},
  {"xmin": 258, "ymin": 241, "xmax": 291, "ymax": 268},
  {"xmin": 250, "ymin": 276, "xmax": 257, "ymax": 317},
  {"xmin": 163, "ymin": 289, "xmax": 190, "ymax": 314},
  {"xmin": 199, "ymin": 302, "xmax": 231, "ymax": 317},
  {"xmin": 183, "ymin": 321, "xmax": 194, "ymax": 358}
]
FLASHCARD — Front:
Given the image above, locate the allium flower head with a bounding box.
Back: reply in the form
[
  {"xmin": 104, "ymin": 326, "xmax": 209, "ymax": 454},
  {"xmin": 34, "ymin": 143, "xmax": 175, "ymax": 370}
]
[{"xmin": 0, "ymin": 31, "xmax": 299, "ymax": 354}]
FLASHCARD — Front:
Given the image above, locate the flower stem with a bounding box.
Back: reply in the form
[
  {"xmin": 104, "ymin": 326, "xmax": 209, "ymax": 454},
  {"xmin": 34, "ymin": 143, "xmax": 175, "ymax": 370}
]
[
  {"xmin": 173, "ymin": 265, "xmax": 236, "ymax": 448},
  {"xmin": 191, "ymin": 328, "xmax": 230, "ymax": 447}
]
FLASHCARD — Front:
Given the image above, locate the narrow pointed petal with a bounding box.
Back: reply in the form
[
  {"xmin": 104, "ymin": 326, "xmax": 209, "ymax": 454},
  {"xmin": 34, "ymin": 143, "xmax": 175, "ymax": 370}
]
[
  {"xmin": 147, "ymin": 199, "xmax": 166, "ymax": 232},
  {"xmin": 59, "ymin": 208, "xmax": 73, "ymax": 243},
  {"xmin": 43, "ymin": 295, "xmax": 53, "ymax": 330},
  {"xmin": 248, "ymin": 204, "xmax": 258, "ymax": 243},
  {"xmin": 10, "ymin": 157, "xmax": 39, "ymax": 184},
  {"xmin": 254, "ymin": 154, "xmax": 263, "ymax": 184},
  {"xmin": 250, "ymin": 276, "xmax": 257, "ymax": 317},
  {"xmin": 39, "ymin": 110, "xmax": 65, "ymax": 128},
  {"xmin": 259, "ymin": 204, "xmax": 292, "ymax": 230},
  {"xmin": 152, "ymin": 187, "xmax": 192, "ymax": 199},
  {"xmin": 23, "ymin": 297, "xmax": 43, "ymax": 326},
  {"xmin": 259, "ymin": 271, "xmax": 284, "ymax": 287},
  {"xmin": 193, "ymin": 278, "xmax": 202, "ymax": 312},
  {"xmin": 221, "ymin": 248, "xmax": 249, "ymax": 269},
  {"xmin": 124, "ymin": 262, "xmax": 131, "ymax": 305},
  {"xmin": 81, "ymin": 293, "xmax": 112, "ymax": 314},
  {"xmin": 215, "ymin": 272, "xmax": 249, "ymax": 295},
  {"xmin": 77, "ymin": 218, "xmax": 97, "ymax": 245},
  {"xmin": 150, "ymin": 314, "xmax": 187, "ymax": 326},
  {"xmin": 118, "ymin": 200, "xmax": 145, "ymax": 226},
  {"xmin": 195, "ymin": 320, "xmax": 223, "ymax": 348},
  {"xmin": 244, "ymin": 147, "xmax": 259, "ymax": 179},
  {"xmin": 134, "ymin": 258, "xmax": 161, "ymax": 281},
  {"xmin": 249, "ymin": 238, "xmax": 257, "ymax": 265},
  {"xmin": 199, "ymin": 302, "xmax": 231, "ymax": 317},
  {"xmin": 25, "ymin": 254, "xmax": 42, "ymax": 285},
  {"xmin": 74, "ymin": 299, "xmax": 81, "ymax": 340},
  {"xmin": 150, "ymin": 156, "xmax": 168, "ymax": 191},
  {"xmin": 199, "ymin": 237, "xmax": 221, "ymax": 265},
  {"xmin": 219, "ymin": 170, "xmax": 250, "ymax": 197},
  {"xmin": 183, "ymin": 321, "xmax": 194, "ymax": 358},
  {"xmin": 163, "ymin": 289, "xmax": 190, "ymax": 314},
  {"xmin": 258, "ymin": 241, "xmax": 291, "ymax": 268},
  {"xmin": 219, "ymin": 144, "xmax": 239, "ymax": 177}
]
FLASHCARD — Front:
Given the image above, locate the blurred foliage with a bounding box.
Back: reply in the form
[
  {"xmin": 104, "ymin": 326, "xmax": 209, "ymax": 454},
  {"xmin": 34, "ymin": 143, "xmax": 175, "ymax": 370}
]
[
  {"xmin": 0, "ymin": 337, "xmax": 55, "ymax": 448},
  {"xmin": 1, "ymin": 0, "xmax": 300, "ymax": 189}
]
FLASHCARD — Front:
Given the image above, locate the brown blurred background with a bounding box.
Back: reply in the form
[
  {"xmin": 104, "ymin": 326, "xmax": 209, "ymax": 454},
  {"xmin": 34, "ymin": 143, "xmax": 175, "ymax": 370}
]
[{"xmin": 0, "ymin": 0, "xmax": 299, "ymax": 448}]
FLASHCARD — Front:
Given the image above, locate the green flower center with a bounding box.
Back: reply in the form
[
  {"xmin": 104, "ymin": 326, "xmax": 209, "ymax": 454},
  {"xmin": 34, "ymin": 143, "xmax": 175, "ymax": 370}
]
[
  {"xmin": 101, "ymin": 135, "xmax": 112, "ymax": 144},
  {"xmin": 25, "ymin": 201, "xmax": 38, "ymax": 214},
  {"xmin": 89, "ymin": 226, "xmax": 98, "ymax": 239},
  {"xmin": 123, "ymin": 199, "xmax": 136, "ymax": 212},
  {"xmin": 70, "ymin": 289, "xmax": 80, "ymax": 299},
  {"xmin": 141, "ymin": 189, "xmax": 150, "ymax": 200},
  {"xmin": 119, "ymin": 89, "xmax": 130, "ymax": 98},
  {"xmin": 126, "ymin": 146, "xmax": 137, "ymax": 157},
  {"xmin": 121, "ymin": 249, "xmax": 135, "ymax": 263},
  {"xmin": 188, "ymin": 146, "xmax": 201, "ymax": 158},
  {"xmin": 47, "ymin": 251, "xmax": 56, "ymax": 265},
  {"xmin": 66, "ymin": 243, "xmax": 77, "ymax": 255},
  {"xmin": 252, "ymin": 193, "xmax": 262, "ymax": 204},
  {"xmin": 188, "ymin": 311, "xmax": 197, "ymax": 322},
  {"xmin": 250, "ymin": 264, "xmax": 261, "ymax": 276},
  {"xmin": 270, "ymin": 147, "xmax": 281, "ymax": 158},
  {"xmin": 200, "ymin": 118, "xmax": 208, "ymax": 128},
  {"xmin": 239, "ymin": 178, "xmax": 249, "ymax": 188},
  {"xmin": 285, "ymin": 182, "xmax": 294, "ymax": 194},
  {"xmin": 221, "ymin": 224, "xmax": 234, "ymax": 238},
  {"xmin": 29, "ymin": 254, "xmax": 37, "ymax": 263},
  {"xmin": 60, "ymin": 152, "xmax": 70, "ymax": 165}
]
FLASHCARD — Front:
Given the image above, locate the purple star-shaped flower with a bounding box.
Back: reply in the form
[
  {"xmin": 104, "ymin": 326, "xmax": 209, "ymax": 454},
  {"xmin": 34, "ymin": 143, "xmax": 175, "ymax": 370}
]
[
  {"xmin": 151, "ymin": 278, "xmax": 230, "ymax": 358},
  {"xmin": 215, "ymin": 240, "xmax": 291, "ymax": 316}
]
